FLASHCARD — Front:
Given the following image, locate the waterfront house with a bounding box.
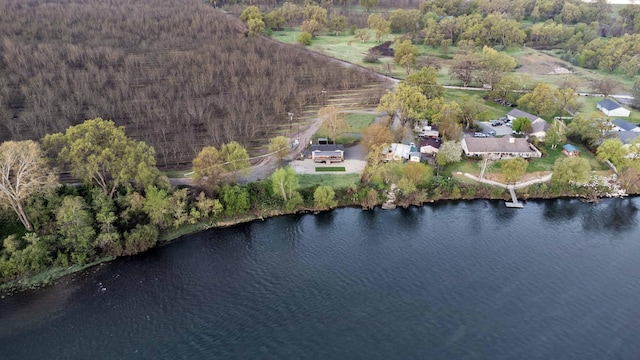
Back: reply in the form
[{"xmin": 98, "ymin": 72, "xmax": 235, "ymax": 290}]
[
  {"xmin": 597, "ymin": 99, "xmax": 631, "ymax": 117},
  {"xmin": 461, "ymin": 137, "xmax": 541, "ymax": 158}
]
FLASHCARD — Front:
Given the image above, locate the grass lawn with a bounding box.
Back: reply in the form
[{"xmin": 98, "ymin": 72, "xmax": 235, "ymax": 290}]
[
  {"xmin": 528, "ymin": 143, "xmax": 609, "ymax": 172},
  {"xmin": 444, "ymin": 89, "xmax": 512, "ymax": 118},
  {"xmin": 344, "ymin": 113, "xmax": 376, "ymax": 133},
  {"xmin": 441, "ymin": 158, "xmax": 482, "ymax": 177},
  {"xmin": 298, "ymin": 173, "xmax": 360, "ymax": 189},
  {"xmin": 316, "ymin": 167, "xmax": 346, "ymax": 172}
]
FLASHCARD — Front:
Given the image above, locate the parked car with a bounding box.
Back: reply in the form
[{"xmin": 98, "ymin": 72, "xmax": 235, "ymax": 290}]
[
  {"xmin": 505, "ymin": 122, "xmax": 512, "ymax": 127},
  {"xmin": 473, "ymin": 132, "xmax": 487, "ymax": 137},
  {"xmin": 488, "ymin": 130, "xmax": 496, "ymax": 136},
  {"xmin": 490, "ymin": 120, "xmax": 501, "ymax": 126}
]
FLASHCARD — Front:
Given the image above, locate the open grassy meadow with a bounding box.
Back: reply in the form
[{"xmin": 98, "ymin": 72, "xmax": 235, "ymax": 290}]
[{"xmin": 298, "ymin": 173, "xmax": 361, "ymax": 189}]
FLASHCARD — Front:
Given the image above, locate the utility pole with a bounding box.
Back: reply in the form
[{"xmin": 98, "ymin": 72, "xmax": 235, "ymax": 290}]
[
  {"xmin": 288, "ymin": 112, "xmax": 293, "ymax": 138},
  {"xmin": 321, "ymin": 89, "xmax": 327, "ymax": 106}
]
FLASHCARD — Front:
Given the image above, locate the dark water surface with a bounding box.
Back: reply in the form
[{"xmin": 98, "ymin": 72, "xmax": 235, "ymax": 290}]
[{"xmin": 2, "ymin": 199, "xmax": 640, "ymax": 360}]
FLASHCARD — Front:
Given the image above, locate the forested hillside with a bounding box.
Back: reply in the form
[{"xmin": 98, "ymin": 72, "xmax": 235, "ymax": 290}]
[{"xmin": 0, "ymin": 0, "xmax": 381, "ymax": 167}]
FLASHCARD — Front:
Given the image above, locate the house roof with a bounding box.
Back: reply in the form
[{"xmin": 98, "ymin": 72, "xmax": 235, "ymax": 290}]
[
  {"xmin": 420, "ymin": 137, "xmax": 441, "ymax": 149},
  {"xmin": 562, "ymin": 144, "xmax": 580, "ymax": 152},
  {"xmin": 615, "ymin": 131, "xmax": 640, "ymax": 144},
  {"xmin": 598, "ymin": 99, "xmax": 622, "ymax": 111},
  {"xmin": 463, "ymin": 137, "xmax": 532, "ymax": 154},
  {"xmin": 311, "ymin": 144, "xmax": 344, "ymax": 152},
  {"xmin": 507, "ymin": 108, "xmax": 539, "ymax": 122},
  {"xmin": 531, "ymin": 118, "xmax": 550, "ymax": 133},
  {"xmin": 611, "ymin": 118, "xmax": 638, "ymax": 131}
]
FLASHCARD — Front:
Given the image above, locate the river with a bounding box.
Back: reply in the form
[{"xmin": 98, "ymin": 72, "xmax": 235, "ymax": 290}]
[{"xmin": 2, "ymin": 199, "xmax": 640, "ymax": 359}]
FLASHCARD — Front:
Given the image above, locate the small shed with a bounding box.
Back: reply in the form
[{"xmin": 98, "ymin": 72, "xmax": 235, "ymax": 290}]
[
  {"xmin": 562, "ymin": 144, "xmax": 580, "ymax": 157},
  {"xmin": 597, "ymin": 99, "xmax": 631, "ymax": 117}
]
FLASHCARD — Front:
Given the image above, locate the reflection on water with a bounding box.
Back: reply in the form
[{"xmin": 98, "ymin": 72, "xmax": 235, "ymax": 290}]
[{"xmin": 1, "ymin": 198, "xmax": 640, "ymax": 360}]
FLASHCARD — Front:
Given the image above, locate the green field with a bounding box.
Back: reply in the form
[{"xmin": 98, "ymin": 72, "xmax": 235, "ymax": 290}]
[
  {"xmin": 344, "ymin": 113, "xmax": 376, "ymax": 133},
  {"xmin": 297, "ymin": 173, "xmax": 360, "ymax": 189}
]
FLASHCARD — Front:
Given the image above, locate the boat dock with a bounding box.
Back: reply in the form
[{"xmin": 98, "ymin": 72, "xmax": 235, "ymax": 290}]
[{"xmin": 505, "ymin": 186, "xmax": 524, "ymax": 208}]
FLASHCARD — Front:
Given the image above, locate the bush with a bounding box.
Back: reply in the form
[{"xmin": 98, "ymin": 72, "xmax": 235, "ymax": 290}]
[
  {"xmin": 298, "ymin": 32, "xmax": 312, "ymax": 46},
  {"xmin": 122, "ymin": 224, "xmax": 159, "ymax": 256},
  {"xmin": 363, "ymin": 52, "xmax": 380, "ymax": 63}
]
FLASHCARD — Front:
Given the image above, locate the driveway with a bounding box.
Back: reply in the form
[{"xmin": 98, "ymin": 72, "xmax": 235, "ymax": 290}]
[{"xmin": 478, "ymin": 121, "xmax": 512, "ymax": 136}]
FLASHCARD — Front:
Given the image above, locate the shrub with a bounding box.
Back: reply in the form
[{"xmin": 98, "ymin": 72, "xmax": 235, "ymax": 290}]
[{"xmin": 298, "ymin": 32, "xmax": 312, "ymax": 46}]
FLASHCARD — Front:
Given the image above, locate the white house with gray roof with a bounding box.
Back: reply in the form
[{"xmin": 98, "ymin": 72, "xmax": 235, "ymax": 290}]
[
  {"xmin": 610, "ymin": 118, "xmax": 640, "ymax": 132},
  {"xmin": 597, "ymin": 99, "xmax": 631, "ymax": 117},
  {"xmin": 507, "ymin": 109, "xmax": 541, "ymax": 123}
]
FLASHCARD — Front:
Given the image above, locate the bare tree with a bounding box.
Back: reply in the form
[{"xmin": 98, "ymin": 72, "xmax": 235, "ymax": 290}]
[{"xmin": 0, "ymin": 141, "xmax": 58, "ymax": 231}]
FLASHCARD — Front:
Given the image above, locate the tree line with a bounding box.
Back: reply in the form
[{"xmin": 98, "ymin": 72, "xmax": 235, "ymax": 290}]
[{"xmin": 0, "ymin": 0, "xmax": 382, "ymax": 167}]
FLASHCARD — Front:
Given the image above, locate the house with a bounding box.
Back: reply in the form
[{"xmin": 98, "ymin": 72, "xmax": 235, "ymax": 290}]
[
  {"xmin": 409, "ymin": 152, "xmax": 422, "ymax": 162},
  {"xmin": 614, "ymin": 131, "xmax": 640, "ymax": 145},
  {"xmin": 507, "ymin": 108, "xmax": 542, "ymax": 123},
  {"xmin": 530, "ymin": 118, "xmax": 550, "ymax": 140},
  {"xmin": 461, "ymin": 137, "xmax": 541, "ymax": 158},
  {"xmin": 310, "ymin": 142, "xmax": 344, "ymax": 163},
  {"xmin": 597, "ymin": 99, "xmax": 631, "ymax": 117},
  {"xmin": 562, "ymin": 144, "xmax": 580, "ymax": 157},
  {"xmin": 610, "ymin": 118, "xmax": 640, "ymax": 132},
  {"xmin": 384, "ymin": 143, "xmax": 413, "ymax": 161},
  {"xmin": 419, "ymin": 137, "xmax": 441, "ymax": 156}
]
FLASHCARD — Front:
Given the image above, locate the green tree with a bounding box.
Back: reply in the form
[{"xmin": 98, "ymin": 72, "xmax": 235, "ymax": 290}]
[
  {"xmin": 545, "ymin": 121, "xmax": 566, "ymax": 149},
  {"xmin": 269, "ymin": 136, "xmax": 290, "ymax": 164},
  {"xmin": 298, "ymin": 32, "xmax": 313, "ymax": 45},
  {"xmin": 394, "ymin": 40, "xmax": 418, "ymax": 75},
  {"xmin": 359, "ymin": 0, "xmax": 379, "ymax": 12},
  {"xmin": 361, "ymin": 123, "xmax": 393, "ymax": 152},
  {"xmin": 512, "ymin": 117, "xmax": 533, "ymax": 134},
  {"xmin": 633, "ymin": 79, "xmax": 640, "ymax": 109},
  {"xmin": 436, "ymin": 141, "xmax": 462, "ymax": 166},
  {"xmin": 597, "ymin": 138, "xmax": 629, "ymax": 170},
  {"xmin": 142, "ymin": 185, "xmax": 172, "ymax": 229},
  {"xmin": 406, "ymin": 67, "xmax": 444, "ymax": 100},
  {"xmin": 220, "ymin": 185, "xmax": 250, "ymax": 215},
  {"xmin": 0, "ymin": 141, "xmax": 58, "ymax": 231},
  {"xmin": 264, "ymin": 10, "xmax": 286, "ymax": 31},
  {"xmin": 193, "ymin": 146, "xmax": 223, "ymax": 184},
  {"xmin": 92, "ymin": 190, "xmax": 121, "ymax": 256},
  {"xmin": 43, "ymin": 118, "xmax": 159, "ymax": 198},
  {"xmin": 56, "ymin": 196, "xmax": 96, "ymax": 265},
  {"xmin": 458, "ymin": 96, "xmax": 491, "ymax": 129},
  {"xmin": 552, "ymin": 156, "xmax": 591, "ymax": 185},
  {"xmin": 301, "ymin": 19, "xmax": 323, "ymax": 37},
  {"xmin": 240, "ymin": 6, "xmax": 262, "ymax": 23},
  {"xmin": 478, "ymin": 46, "xmax": 517, "ymax": 90},
  {"xmin": 270, "ymin": 167, "xmax": 302, "ymax": 210},
  {"xmin": 377, "ymin": 83, "xmax": 428, "ymax": 125},
  {"xmin": 329, "ymin": 14, "xmax": 348, "ymax": 36},
  {"xmin": 567, "ymin": 111, "xmax": 611, "ymax": 148},
  {"xmin": 502, "ymin": 158, "xmax": 528, "ymax": 184},
  {"xmin": 314, "ymin": 185, "xmax": 337, "ymax": 210},
  {"xmin": 318, "ymin": 105, "xmax": 351, "ymax": 144},
  {"xmin": 368, "ymin": 13, "xmax": 390, "ymax": 42},
  {"xmin": 220, "ymin": 141, "xmax": 251, "ymax": 182},
  {"xmin": 354, "ymin": 29, "xmax": 370, "ymax": 43},
  {"xmin": 401, "ymin": 162, "xmax": 432, "ymax": 187},
  {"xmin": 247, "ymin": 18, "xmax": 266, "ymax": 36},
  {"xmin": 517, "ymin": 83, "xmax": 562, "ymax": 117},
  {"xmin": 449, "ymin": 53, "xmax": 479, "ymax": 87}
]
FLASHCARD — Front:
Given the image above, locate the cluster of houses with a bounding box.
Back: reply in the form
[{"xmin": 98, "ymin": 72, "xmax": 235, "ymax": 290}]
[{"xmin": 381, "ymin": 98, "xmax": 638, "ymax": 163}]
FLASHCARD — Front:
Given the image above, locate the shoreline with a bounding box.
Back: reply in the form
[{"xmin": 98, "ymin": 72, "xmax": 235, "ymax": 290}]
[{"xmin": 2, "ymin": 187, "xmax": 633, "ymax": 296}]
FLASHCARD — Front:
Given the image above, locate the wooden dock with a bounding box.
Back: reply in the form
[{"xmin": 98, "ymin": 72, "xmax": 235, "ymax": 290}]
[{"xmin": 505, "ymin": 186, "xmax": 524, "ymax": 208}]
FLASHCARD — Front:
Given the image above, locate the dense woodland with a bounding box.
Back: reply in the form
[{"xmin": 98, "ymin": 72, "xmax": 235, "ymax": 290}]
[{"xmin": 0, "ymin": 0, "xmax": 382, "ymax": 167}]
